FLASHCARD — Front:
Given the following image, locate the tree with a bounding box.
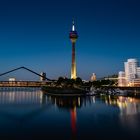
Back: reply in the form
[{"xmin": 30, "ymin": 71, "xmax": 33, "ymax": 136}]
[
  {"xmin": 75, "ymin": 77, "xmax": 83, "ymax": 85},
  {"xmin": 57, "ymin": 77, "xmax": 64, "ymax": 85}
]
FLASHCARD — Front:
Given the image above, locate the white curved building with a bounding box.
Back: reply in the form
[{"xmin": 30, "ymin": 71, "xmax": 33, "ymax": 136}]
[
  {"xmin": 118, "ymin": 58, "xmax": 140, "ymax": 87},
  {"xmin": 125, "ymin": 58, "xmax": 138, "ymax": 82}
]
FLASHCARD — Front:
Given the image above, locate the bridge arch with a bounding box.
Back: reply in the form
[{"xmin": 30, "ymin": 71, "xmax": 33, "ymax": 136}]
[{"xmin": 0, "ymin": 66, "xmax": 53, "ymax": 81}]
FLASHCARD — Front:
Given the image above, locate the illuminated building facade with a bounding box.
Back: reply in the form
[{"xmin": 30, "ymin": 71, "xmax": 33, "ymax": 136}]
[
  {"xmin": 91, "ymin": 73, "xmax": 96, "ymax": 81},
  {"xmin": 125, "ymin": 59, "xmax": 138, "ymax": 81},
  {"xmin": 40, "ymin": 72, "xmax": 46, "ymax": 81},
  {"xmin": 69, "ymin": 20, "xmax": 78, "ymax": 79},
  {"xmin": 118, "ymin": 58, "xmax": 140, "ymax": 87},
  {"xmin": 118, "ymin": 71, "xmax": 126, "ymax": 87},
  {"xmin": 137, "ymin": 67, "xmax": 140, "ymax": 78},
  {"xmin": 9, "ymin": 78, "xmax": 16, "ymax": 81}
]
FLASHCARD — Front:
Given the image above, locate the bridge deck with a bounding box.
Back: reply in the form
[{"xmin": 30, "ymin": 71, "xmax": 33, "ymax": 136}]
[{"xmin": 0, "ymin": 81, "xmax": 47, "ymax": 87}]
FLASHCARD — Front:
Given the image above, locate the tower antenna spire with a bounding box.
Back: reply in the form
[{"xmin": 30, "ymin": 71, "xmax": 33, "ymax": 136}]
[{"xmin": 72, "ymin": 19, "xmax": 75, "ymax": 31}]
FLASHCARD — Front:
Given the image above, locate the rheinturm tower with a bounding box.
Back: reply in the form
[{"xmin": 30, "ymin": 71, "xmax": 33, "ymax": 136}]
[{"xmin": 69, "ymin": 20, "xmax": 78, "ymax": 79}]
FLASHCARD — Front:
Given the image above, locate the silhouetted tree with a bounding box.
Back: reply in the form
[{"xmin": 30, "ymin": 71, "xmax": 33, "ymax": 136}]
[
  {"xmin": 57, "ymin": 77, "xmax": 64, "ymax": 85},
  {"xmin": 75, "ymin": 77, "xmax": 83, "ymax": 85}
]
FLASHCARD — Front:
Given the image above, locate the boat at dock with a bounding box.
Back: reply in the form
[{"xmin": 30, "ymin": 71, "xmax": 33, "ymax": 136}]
[
  {"xmin": 42, "ymin": 86, "xmax": 88, "ymax": 96},
  {"xmin": 86, "ymin": 85, "xmax": 98, "ymax": 96}
]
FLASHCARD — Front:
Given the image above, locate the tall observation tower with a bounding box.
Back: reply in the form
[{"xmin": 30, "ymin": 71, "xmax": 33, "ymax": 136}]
[{"xmin": 69, "ymin": 20, "xmax": 78, "ymax": 79}]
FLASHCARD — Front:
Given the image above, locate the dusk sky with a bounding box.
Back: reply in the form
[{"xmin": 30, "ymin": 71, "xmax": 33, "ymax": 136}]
[{"xmin": 0, "ymin": 0, "xmax": 140, "ymax": 80}]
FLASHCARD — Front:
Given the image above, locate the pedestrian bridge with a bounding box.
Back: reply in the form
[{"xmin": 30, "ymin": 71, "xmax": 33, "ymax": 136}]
[
  {"xmin": 0, "ymin": 81, "xmax": 47, "ymax": 87},
  {"xmin": 0, "ymin": 66, "xmax": 55, "ymax": 87}
]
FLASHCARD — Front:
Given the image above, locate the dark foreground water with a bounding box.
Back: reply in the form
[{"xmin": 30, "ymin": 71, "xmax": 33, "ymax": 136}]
[{"xmin": 0, "ymin": 88, "xmax": 140, "ymax": 140}]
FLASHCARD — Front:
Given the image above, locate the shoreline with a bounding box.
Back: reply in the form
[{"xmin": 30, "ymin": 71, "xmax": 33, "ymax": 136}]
[
  {"xmin": 41, "ymin": 85, "xmax": 140, "ymax": 98},
  {"xmin": 44, "ymin": 92, "xmax": 86, "ymax": 97},
  {"xmin": 42, "ymin": 86, "xmax": 88, "ymax": 95}
]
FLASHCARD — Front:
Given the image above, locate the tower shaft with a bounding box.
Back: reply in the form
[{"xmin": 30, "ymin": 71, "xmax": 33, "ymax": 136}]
[
  {"xmin": 69, "ymin": 20, "xmax": 78, "ymax": 79},
  {"xmin": 71, "ymin": 42, "xmax": 76, "ymax": 79}
]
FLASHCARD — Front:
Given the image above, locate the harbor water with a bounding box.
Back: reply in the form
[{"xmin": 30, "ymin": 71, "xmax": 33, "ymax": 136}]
[{"xmin": 0, "ymin": 87, "xmax": 140, "ymax": 140}]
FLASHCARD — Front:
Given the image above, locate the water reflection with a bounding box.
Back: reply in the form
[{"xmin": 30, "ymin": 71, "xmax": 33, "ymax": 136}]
[
  {"xmin": 0, "ymin": 87, "xmax": 43, "ymax": 104},
  {"xmin": 0, "ymin": 88, "xmax": 49, "ymax": 127},
  {"xmin": 0, "ymin": 88, "xmax": 81, "ymax": 139},
  {"xmin": 0, "ymin": 88, "xmax": 140, "ymax": 117},
  {"xmin": 71, "ymin": 107, "xmax": 77, "ymax": 136},
  {"xmin": 46, "ymin": 95, "xmax": 82, "ymax": 139},
  {"xmin": 48, "ymin": 95, "xmax": 140, "ymax": 139},
  {"xmin": 1, "ymin": 88, "xmax": 140, "ymax": 117},
  {"xmin": 99, "ymin": 95, "xmax": 140, "ymax": 115},
  {"xmin": 0, "ymin": 88, "xmax": 140, "ymax": 139}
]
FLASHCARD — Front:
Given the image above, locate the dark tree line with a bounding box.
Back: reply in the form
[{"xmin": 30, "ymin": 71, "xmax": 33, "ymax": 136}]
[{"xmin": 57, "ymin": 77, "xmax": 83, "ymax": 87}]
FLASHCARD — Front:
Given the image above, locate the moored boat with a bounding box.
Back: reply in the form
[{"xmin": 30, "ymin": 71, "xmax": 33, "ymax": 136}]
[{"xmin": 42, "ymin": 86, "xmax": 88, "ymax": 96}]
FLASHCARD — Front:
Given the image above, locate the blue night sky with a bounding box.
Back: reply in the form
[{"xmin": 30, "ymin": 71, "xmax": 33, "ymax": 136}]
[{"xmin": 0, "ymin": 0, "xmax": 140, "ymax": 80}]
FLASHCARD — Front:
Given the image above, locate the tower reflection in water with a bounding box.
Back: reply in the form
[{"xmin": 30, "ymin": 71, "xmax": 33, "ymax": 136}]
[
  {"xmin": 0, "ymin": 88, "xmax": 140, "ymax": 117},
  {"xmin": 1, "ymin": 88, "xmax": 140, "ymax": 140},
  {"xmin": 71, "ymin": 107, "xmax": 77, "ymax": 135},
  {"xmin": 0, "ymin": 88, "xmax": 82, "ymax": 139},
  {"xmin": 48, "ymin": 95, "xmax": 83, "ymax": 139}
]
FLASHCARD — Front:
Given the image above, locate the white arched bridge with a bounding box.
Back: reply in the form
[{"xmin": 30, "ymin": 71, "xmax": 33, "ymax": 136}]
[{"xmin": 0, "ymin": 66, "xmax": 54, "ymax": 87}]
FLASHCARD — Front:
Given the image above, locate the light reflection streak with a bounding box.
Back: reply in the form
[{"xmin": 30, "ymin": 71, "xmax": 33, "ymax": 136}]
[
  {"xmin": 0, "ymin": 87, "xmax": 44, "ymax": 105},
  {"xmin": 70, "ymin": 107, "xmax": 77, "ymax": 136},
  {"xmin": 101, "ymin": 95, "xmax": 140, "ymax": 115}
]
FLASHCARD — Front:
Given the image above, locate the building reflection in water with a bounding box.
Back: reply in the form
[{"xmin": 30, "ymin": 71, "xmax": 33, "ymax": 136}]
[
  {"xmin": 0, "ymin": 87, "xmax": 51, "ymax": 126},
  {"xmin": 1, "ymin": 87, "xmax": 140, "ymax": 139},
  {"xmin": 1, "ymin": 88, "xmax": 140, "ymax": 117},
  {"xmin": 100, "ymin": 95, "xmax": 140, "ymax": 116},
  {"xmin": 0, "ymin": 87, "xmax": 44, "ymax": 105}
]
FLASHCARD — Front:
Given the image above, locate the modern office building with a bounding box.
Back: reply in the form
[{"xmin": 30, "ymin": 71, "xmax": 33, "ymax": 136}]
[
  {"xmin": 118, "ymin": 58, "xmax": 140, "ymax": 87},
  {"xmin": 69, "ymin": 20, "xmax": 78, "ymax": 79},
  {"xmin": 124, "ymin": 59, "xmax": 138, "ymax": 82}
]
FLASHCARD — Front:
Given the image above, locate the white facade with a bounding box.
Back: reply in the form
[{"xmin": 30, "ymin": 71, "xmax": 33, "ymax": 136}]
[
  {"xmin": 137, "ymin": 67, "xmax": 140, "ymax": 78},
  {"xmin": 129, "ymin": 79, "xmax": 140, "ymax": 87},
  {"xmin": 119, "ymin": 58, "xmax": 140, "ymax": 87},
  {"xmin": 9, "ymin": 78, "xmax": 16, "ymax": 81},
  {"xmin": 91, "ymin": 73, "xmax": 96, "ymax": 81},
  {"xmin": 124, "ymin": 59, "xmax": 138, "ymax": 82},
  {"xmin": 118, "ymin": 71, "xmax": 127, "ymax": 86},
  {"xmin": 40, "ymin": 72, "xmax": 46, "ymax": 81}
]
